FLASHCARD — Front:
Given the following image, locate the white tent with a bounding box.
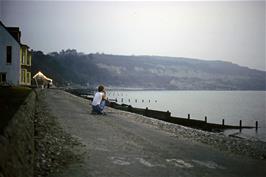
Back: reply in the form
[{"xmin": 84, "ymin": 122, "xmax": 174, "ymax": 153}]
[{"xmin": 33, "ymin": 71, "xmax": 53, "ymax": 88}]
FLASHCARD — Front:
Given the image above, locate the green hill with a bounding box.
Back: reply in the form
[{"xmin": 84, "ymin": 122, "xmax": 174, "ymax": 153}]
[{"xmin": 32, "ymin": 49, "xmax": 266, "ymax": 90}]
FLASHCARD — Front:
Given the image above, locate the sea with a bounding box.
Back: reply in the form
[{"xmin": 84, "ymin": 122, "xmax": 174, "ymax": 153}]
[{"xmin": 106, "ymin": 90, "xmax": 266, "ymax": 142}]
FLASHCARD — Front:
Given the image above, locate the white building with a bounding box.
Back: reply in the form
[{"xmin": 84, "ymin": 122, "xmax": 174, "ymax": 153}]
[{"xmin": 0, "ymin": 21, "xmax": 31, "ymax": 86}]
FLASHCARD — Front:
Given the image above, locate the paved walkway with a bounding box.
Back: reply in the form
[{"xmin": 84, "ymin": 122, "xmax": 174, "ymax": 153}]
[{"xmin": 44, "ymin": 89, "xmax": 265, "ymax": 177}]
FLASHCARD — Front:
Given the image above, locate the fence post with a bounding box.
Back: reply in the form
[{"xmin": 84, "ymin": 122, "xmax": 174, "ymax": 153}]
[
  {"xmin": 188, "ymin": 114, "xmax": 190, "ymax": 119},
  {"xmin": 167, "ymin": 110, "xmax": 171, "ymax": 118},
  {"xmin": 239, "ymin": 120, "xmax": 242, "ymax": 130},
  {"xmin": 121, "ymin": 98, "xmax": 123, "ymax": 103},
  {"xmin": 205, "ymin": 116, "xmax": 207, "ymax": 123},
  {"xmin": 144, "ymin": 107, "xmax": 148, "ymax": 116},
  {"xmin": 255, "ymin": 121, "xmax": 258, "ymax": 131},
  {"xmin": 222, "ymin": 119, "xmax": 225, "ymax": 126},
  {"xmin": 128, "ymin": 105, "xmax": 132, "ymax": 112}
]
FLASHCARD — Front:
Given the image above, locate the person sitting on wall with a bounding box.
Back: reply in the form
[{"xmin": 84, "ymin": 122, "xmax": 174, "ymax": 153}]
[{"xmin": 91, "ymin": 85, "xmax": 108, "ymax": 115}]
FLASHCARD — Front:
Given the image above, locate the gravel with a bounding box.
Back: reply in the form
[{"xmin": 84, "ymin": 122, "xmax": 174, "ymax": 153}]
[
  {"xmin": 34, "ymin": 91, "xmax": 84, "ymax": 177},
  {"xmin": 113, "ymin": 110, "xmax": 266, "ymax": 160}
]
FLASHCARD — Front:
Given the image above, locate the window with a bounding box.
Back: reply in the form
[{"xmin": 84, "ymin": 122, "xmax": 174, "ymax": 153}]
[
  {"xmin": 27, "ymin": 72, "xmax": 31, "ymax": 84},
  {"xmin": 22, "ymin": 53, "xmax": 25, "ymax": 64},
  {"xmin": 21, "ymin": 49, "xmax": 25, "ymax": 64},
  {"xmin": 0, "ymin": 73, "xmax": 7, "ymax": 82},
  {"xmin": 27, "ymin": 53, "xmax": 30, "ymax": 65},
  {"xmin": 21, "ymin": 69, "xmax": 26, "ymax": 83},
  {"xmin": 6, "ymin": 46, "xmax": 12, "ymax": 64}
]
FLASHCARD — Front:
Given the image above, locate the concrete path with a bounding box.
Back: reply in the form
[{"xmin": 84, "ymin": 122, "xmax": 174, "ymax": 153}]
[{"xmin": 43, "ymin": 89, "xmax": 266, "ymax": 177}]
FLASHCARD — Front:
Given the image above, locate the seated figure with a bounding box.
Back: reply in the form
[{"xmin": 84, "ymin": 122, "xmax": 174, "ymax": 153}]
[{"xmin": 91, "ymin": 85, "xmax": 108, "ymax": 114}]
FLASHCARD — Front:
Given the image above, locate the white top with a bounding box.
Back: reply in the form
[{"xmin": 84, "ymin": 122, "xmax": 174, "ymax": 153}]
[{"xmin": 92, "ymin": 92, "xmax": 104, "ymax": 106}]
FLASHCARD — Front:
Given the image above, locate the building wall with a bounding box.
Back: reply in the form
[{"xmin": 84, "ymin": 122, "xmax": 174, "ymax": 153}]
[{"xmin": 0, "ymin": 25, "xmax": 20, "ymax": 85}]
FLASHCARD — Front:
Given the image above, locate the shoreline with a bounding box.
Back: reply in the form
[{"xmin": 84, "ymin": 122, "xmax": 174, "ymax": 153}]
[
  {"xmin": 63, "ymin": 87, "xmax": 266, "ymax": 92},
  {"xmin": 35, "ymin": 89, "xmax": 266, "ymax": 176},
  {"xmin": 67, "ymin": 90, "xmax": 262, "ymax": 138},
  {"xmin": 71, "ymin": 90, "xmax": 266, "ymax": 160},
  {"xmin": 61, "ymin": 88, "xmax": 266, "ymax": 160},
  {"xmin": 108, "ymin": 107, "xmax": 266, "ymax": 160}
]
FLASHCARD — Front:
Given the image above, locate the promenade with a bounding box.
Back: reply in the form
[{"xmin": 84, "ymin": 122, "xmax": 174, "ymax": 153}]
[{"xmin": 37, "ymin": 89, "xmax": 266, "ymax": 177}]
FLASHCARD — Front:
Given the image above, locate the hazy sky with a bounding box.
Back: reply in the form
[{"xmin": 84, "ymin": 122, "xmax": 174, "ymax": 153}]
[{"xmin": 0, "ymin": 0, "xmax": 265, "ymax": 71}]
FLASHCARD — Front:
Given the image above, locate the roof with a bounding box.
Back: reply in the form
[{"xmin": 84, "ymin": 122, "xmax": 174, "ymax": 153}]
[
  {"xmin": 0, "ymin": 21, "xmax": 23, "ymax": 45},
  {"xmin": 21, "ymin": 44, "xmax": 29, "ymax": 48},
  {"xmin": 33, "ymin": 71, "xmax": 53, "ymax": 82}
]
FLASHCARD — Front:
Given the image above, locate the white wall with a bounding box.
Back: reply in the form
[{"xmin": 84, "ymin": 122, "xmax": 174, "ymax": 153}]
[{"xmin": 0, "ymin": 25, "xmax": 20, "ymax": 85}]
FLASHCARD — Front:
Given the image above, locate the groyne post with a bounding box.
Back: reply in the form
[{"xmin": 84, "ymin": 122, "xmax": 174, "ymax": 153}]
[
  {"xmin": 167, "ymin": 110, "xmax": 171, "ymax": 118},
  {"xmin": 188, "ymin": 114, "xmax": 190, "ymax": 119},
  {"xmin": 239, "ymin": 120, "xmax": 242, "ymax": 131},
  {"xmin": 205, "ymin": 116, "xmax": 207, "ymax": 123},
  {"xmin": 128, "ymin": 105, "xmax": 133, "ymax": 112},
  {"xmin": 144, "ymin": 107, "xmax": 148, "ymax": 116},
  {"xmin": 222, "ymin": 119, "xmax": 225, "ymax": 126},
  {"xmin": 255, "ymin": 121, "xmax": 258, "ymax": 131}
]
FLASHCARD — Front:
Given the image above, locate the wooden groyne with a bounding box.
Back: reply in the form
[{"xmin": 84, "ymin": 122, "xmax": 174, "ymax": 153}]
[
  {"xmin": 69, "ymin": 91, "xmax": 255, "ymax": 132},
  {"xmin": 108, "ymin": 102, "xmax": 254, "ymax": 132},
  {"xmin": 64, "ymin": 88, "xmax": 94, "ymax": 96}
]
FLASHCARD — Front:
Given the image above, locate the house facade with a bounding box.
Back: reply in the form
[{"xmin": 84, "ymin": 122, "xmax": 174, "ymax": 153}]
[{"xmin": 0, "ymin": 21, "xmax": 31, "ymax": 86}]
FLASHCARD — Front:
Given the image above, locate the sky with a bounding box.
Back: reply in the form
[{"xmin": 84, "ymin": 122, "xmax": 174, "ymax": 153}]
[{"xmin": 0, "ymin": 0, "xmax": 265, "ymax": 71}]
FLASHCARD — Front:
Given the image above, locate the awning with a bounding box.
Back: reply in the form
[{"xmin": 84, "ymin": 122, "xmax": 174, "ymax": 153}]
[{"xmin": 33, "ymin": 71, "xmax": 53, "ymax": 82}]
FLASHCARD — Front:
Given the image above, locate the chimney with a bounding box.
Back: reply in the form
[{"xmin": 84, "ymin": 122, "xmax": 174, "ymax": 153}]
[{"xmin": 6, "ymin": 27, "xmax": 21, "ymax": 42}]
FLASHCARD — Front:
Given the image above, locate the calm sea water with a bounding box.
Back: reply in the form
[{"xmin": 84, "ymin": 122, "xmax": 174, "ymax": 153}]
[{"xmin": 107, "ymin": 90, "xmax": 266, "ymax": 142}]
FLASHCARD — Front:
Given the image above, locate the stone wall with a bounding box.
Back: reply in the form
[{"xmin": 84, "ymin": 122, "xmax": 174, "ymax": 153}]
[{"xmin": 0, "ymin": 91, "xmax": 36, "ymax": 177}]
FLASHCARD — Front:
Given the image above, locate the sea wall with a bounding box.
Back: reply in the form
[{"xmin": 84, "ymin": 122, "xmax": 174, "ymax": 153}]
[{"xmin": 0, "ymin": 91, "xmax": 36, "ymax": 177}]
